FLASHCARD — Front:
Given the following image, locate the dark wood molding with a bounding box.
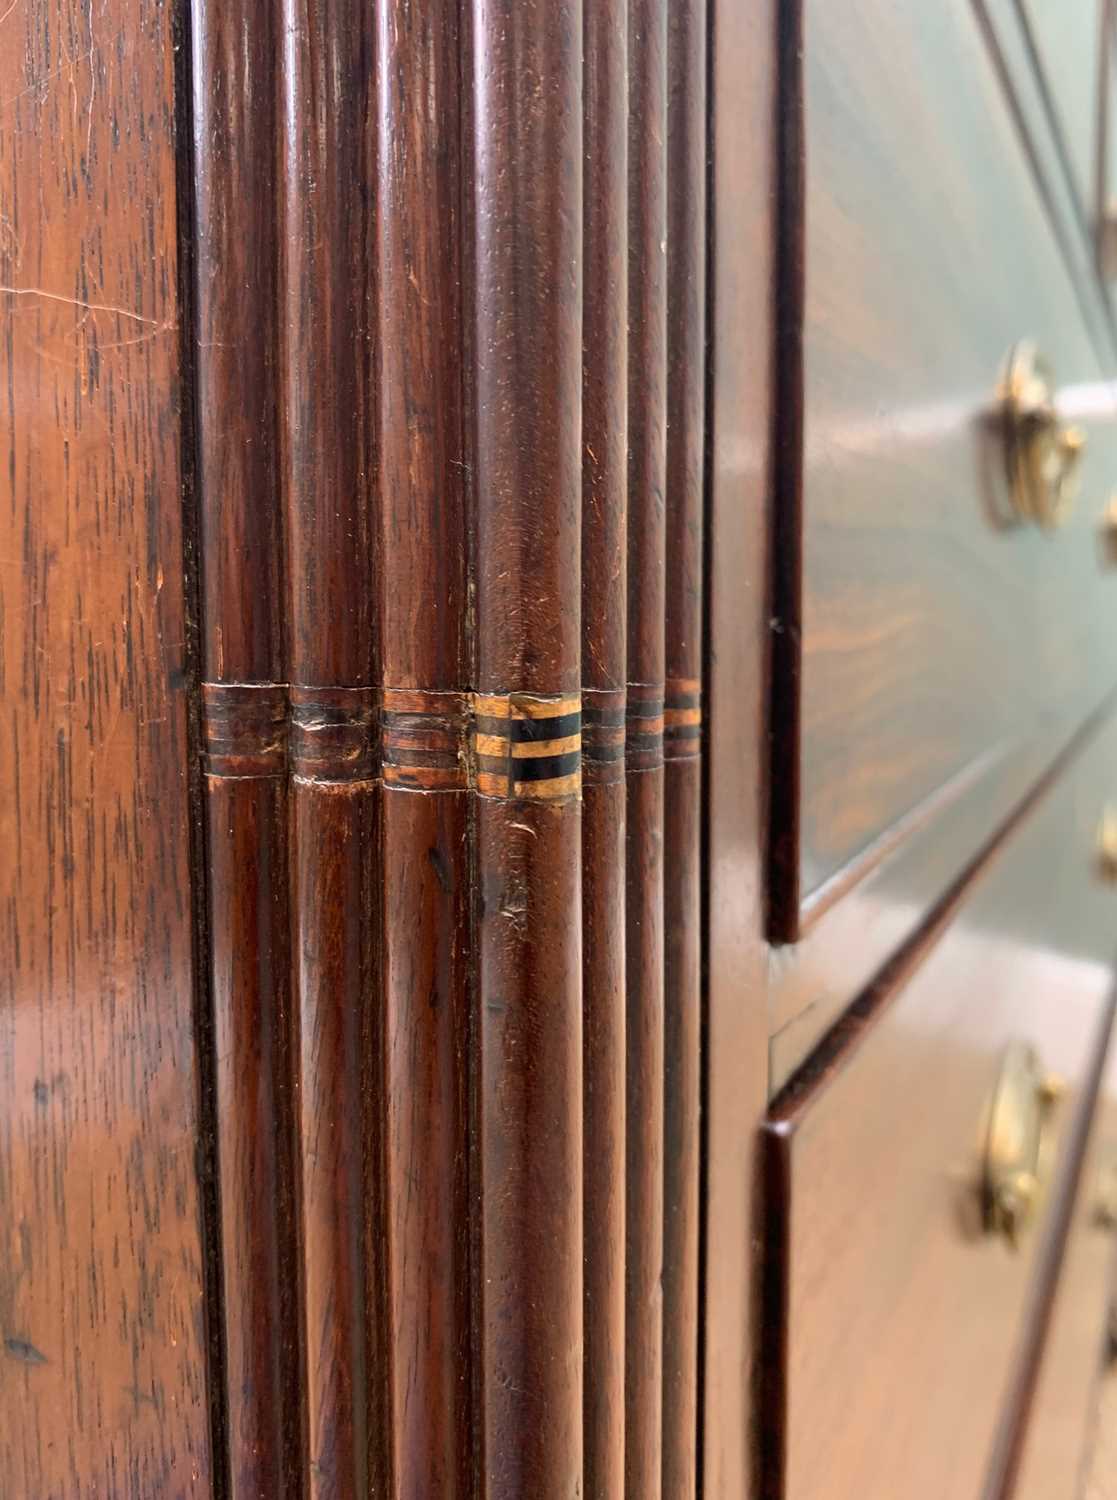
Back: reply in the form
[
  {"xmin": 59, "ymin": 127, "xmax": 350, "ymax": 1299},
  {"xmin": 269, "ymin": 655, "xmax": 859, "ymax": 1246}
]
[
  {"xmin": 581, "ymin": 0, "xmax": 628, "ymax": 1493},
  {"xmin": 663, "ymin": 2, "xmax": 708, "ymax": 1496},
  {"xmin": 764, "ymin": 0, "xmax": 805, "ymax": 945},
  {"xmin": 625, "ymin": 0, "xmax": 669, "ymax": 1491},
  {"xmin": 468, "ymin": 4, "xmax": 586, "ymax": 1494},
  {"xmin": 375, "ymin": 4, "xmax": 472, "ymax": 1494},
  {"xmin": 186, "ymin": 0, "xmax": 300, "ymax": 1487}
]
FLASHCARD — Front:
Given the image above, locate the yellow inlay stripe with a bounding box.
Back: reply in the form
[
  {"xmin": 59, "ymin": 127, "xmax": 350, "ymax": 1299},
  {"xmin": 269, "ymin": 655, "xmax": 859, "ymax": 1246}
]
[
  {"xmin": 473, "ymin": 693, "xmax": 581, "ymax": 720},
  {"xmin": 512, "ymin": 770, "xmax": 581, "ymax": 798},
  {"xmin": 664, "ymin": 707, "xmax": 701, "ymax": 727}
]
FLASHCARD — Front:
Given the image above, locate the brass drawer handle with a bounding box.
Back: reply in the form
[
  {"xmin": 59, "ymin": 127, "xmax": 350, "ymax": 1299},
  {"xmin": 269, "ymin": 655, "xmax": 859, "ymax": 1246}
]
[
  {"xmin": 1001, "ymin": 342, "xmax": 1086, "ymax": 531},
  {"xmin": 981, "ymin": 1040, "xmax": 1065, "ymax": 1249},
  {"xmin": 1097, "ymin": 808, "xmax": 1117, "ymax": 884}
]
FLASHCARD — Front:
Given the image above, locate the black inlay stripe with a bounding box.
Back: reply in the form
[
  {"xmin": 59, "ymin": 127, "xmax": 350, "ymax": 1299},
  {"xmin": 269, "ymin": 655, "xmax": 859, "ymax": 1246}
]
[
  {"xmin": 477, "ymin": 750, "xmax": 581, "ymax": 782},
  {"xmin": 664, "ymin": 725, "xmax": 702, "ymax": 741},
  {"xmin": 475, "ymin": 711, "xmax": 582, "ymax": 743},
  {"xmin": 625, "ymin": 700, "xmax": 665, "ymax": 720},
  {"xmin": 664, "ymin": 692, "xmax": 700, "ymax": 710},
  {"xmin": 513, "ymin": 750, "xmax": 581, "ymax": 781},
  {"xmin": 583, "ymin": 706, "xmax": 626, "ymax": 727}
]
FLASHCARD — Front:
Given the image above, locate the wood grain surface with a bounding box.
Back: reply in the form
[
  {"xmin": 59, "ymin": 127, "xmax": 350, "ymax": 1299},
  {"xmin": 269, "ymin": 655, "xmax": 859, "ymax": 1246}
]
[
  {"xmin": 772, "ymin": 0, "xmax": 1117, "ymax": 938},
  {"xmin": 624, "ymin": 2, "xmax": 668, "ymax": 1493},
  {"xmin": 376, "ymin": 3, "xmax": 472, "ymax": 1496},
  {"xmin": 701, "ymin": 0, "xmax": 776, "ymax": 1493},
  {"xmin": 662, "ymin": 3, "xmax": 707, "ymax": 1496},
  {"xmin": 469, "ymin": 4, "xmax": 585, "ymax": 1496},
  {"xmin": 989, "ymin": 1020, "xmax": 1117, "ymax": 1500},
  {"xmin": 760, "ymin": 707, "xmax": 1117, "ymax": 1500},
  {"xmin": 581, "ymin": 0, "xmax": 628, "ymax": 1494},
  {"xmin": 188, "ymin": 0, "xmax": 299, "ymax": 1491},
  {"xmin": 0, "ymin": 0, "xmax": 213, "ymax": 1492},
  {"xmin": 279, "ymin": 0, "xmax": 381, "ymax": 1493}
]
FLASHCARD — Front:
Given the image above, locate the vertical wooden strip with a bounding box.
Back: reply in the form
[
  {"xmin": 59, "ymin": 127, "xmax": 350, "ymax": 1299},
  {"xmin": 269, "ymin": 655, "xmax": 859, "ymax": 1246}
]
[
  {"xmin": 189, "ymin": 1, "xmax": 299, "ymax": 1493},
  {"xmin": 376, "ymin": 3, "xmax": 472, "ymax": 1497},
  {"xmin": 701, "ymin": 0, "xmax": 776, "ymax": 1494},
  {"xmin": 0, "ymin": 0, "xmax": 213, "ymax": 1491},
  {"xmin": 582, "ymin": 2, "xmax": 629, "ymax": 1495},
  {"xmin": 662, "ymin": 3, "xmax": 708, "ymax": 1496},
  {"xmin": 279, "ymin": 1, "xmax": 380, "ymax": 1494},
  {"xmin": 765, "ymin": 0, "xmax": 806, "ymax": 941},
  {"xmin": 469, "ymin": 2, "xmax": 585, "ymax": 1495},
  {"xmin": 626, "ymin": 1, "xmax": 669, "ymax": 1495}
]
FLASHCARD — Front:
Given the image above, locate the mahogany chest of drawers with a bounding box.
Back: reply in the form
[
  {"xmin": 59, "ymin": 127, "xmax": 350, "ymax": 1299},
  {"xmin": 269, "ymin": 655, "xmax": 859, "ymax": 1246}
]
[{"xmin": 2, "ymin": 0, "xmax": 1115, "ymax": 1497}]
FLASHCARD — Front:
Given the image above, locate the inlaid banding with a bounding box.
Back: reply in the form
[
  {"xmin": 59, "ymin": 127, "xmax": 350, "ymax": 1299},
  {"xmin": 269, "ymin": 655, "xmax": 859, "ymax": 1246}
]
[
  {"xmin": 472, "ymin": 692, "xmax": 582, "ymax": 801},
  {"xmin": 583, "ymin": 688, "xmax": 626, "ymax": 785},
  {"xmin": 290, "ymin": 684, "xmax": 377, "ymax": 782},
  {"xmin": 202, "ymin": 682, "xmax": 288, "ymax": 777},
  {"xmin": 382, "ymin": 688, "xmax": 469, "ymax": 791},
  {"xmin": 664, "ymin": 677, "xmax": 702, "ymax": 761},
  {"xmin": 625, "ymin": 684, "xmax": 665, "ymax": 771}
]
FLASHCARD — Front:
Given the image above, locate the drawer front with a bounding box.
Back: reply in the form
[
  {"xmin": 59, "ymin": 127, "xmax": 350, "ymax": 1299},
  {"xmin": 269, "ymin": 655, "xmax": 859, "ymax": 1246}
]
[
  {"xmin": 776, "ymin": 0, "xmax": 1117, "ymax": 938},
  {"xmin": 1012, "ymin": 1056, "xmax": 1117, "ymax": 1500},
  {"xmin": 1017, "ymin": 0, "xmax": 1113, "ymax": 257},
  {"xmin": 761, "ymin": 710, "xmax": 1117, "ymax": 1500}
]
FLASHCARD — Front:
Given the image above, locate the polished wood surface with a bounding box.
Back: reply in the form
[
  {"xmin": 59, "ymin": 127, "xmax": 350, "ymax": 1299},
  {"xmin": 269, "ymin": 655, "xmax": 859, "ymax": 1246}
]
[
  {"xmin": 1006, "ymin": 1039, "xmax": 1117, "ymax": 1500},
  {"xmin": 189, "ymin": 0, "xmax": 299, "ymax": 1490},
  {"xmin": 701, "ymin": 0, "xmax": 775, "ymax": 1494},
  {"xmin": 662, "ymin": 7, "xmax": 707, "ymax": 1495},
  {"xmin": 761, "ymin": 708, "xmax": 1117, "ymax": 1500},
  {"xmin": 0, "ymin": 0, "xmax": 213, "ymax": 1492},
  {"xmin": 771, "ymin": 0, "xmax": 1117, "ymax": 939},
  {"xmin": 376, "ymin": 5, "xmax": 472, "ymax": 1499},
  {"xmin": 10, "ymin": 1, "xmax": 1117, "ymax": 1495},
  {"xmin": 769, "ymin": 699, "xmax": 1116, "ymax": 1093},
  {"xmin": 624, "ymin": 2, "xmax": 668, "ymax": 1494},
  {"xmin": 581, "ymin": 0, "xmax": 628, "ymax": 1493},
  {"xmin": 973, "ymin": 0, "xmax": 1117, "ymax": 360},
  {"xmin": 471, "ymin": 5, "xmax": 585, "ymax": 1495},
  {"xmin": 1016, "ymin": 0, "xmax": 1108, "ymax": 233},
  {"xmin": 280, "ymin": 1, "xmax": 381, "ymax": 1492}
]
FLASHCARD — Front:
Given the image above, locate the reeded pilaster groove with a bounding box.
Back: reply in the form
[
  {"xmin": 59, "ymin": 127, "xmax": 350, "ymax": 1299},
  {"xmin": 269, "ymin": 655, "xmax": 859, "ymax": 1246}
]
[
  {"xmin": 663, "ymin": 3, "xmax": 708, "ymax": 1495},
  {"xmin": 625, "ymin": 3, "xmax": 670, "ymax": 1494},
  {"xmin": 188, "ymin": 0, "xmax": 299, "ymax": 1489},
  {"xmin": 188, "ymin": 3, "xmax": 708, "ymax": 1496}
]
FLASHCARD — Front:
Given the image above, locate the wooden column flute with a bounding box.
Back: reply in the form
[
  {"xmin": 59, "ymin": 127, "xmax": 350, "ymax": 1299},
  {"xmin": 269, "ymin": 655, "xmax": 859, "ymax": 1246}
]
[
  {"xmin": 279, "ymin": 4, "xmax": 383, "ymax": 1494},
  {"xmin": 582, "ymin": 3, "xmax": 629, "ymax": 1496},
  {"xmin": 189, "ymin": 3, "xmax": 299, "ymax": 1493},
  {"xmin": 468, "ymin": 2, "xmax": 585, "ymax": 1494},
  {"xmin": 625, "ymin": 1, "xmax": 669, "ymax": 1495},
  {"xmin": 662, "ymin": 3, "xmax": 709, "ymax": 1496},
  {"xmin": 376, "ymin": 3, "xmax": 472, "ymax": 1496}
]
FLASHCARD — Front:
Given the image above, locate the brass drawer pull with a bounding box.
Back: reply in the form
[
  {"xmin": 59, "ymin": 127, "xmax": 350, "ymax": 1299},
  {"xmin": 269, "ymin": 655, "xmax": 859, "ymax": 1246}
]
[
  {"xmin": 1001, "ymin": 342, "xmax": 1086, "ymax": 531},
  {"xmin": 981, "ymin": 1040, "xmax": 1064, "ymax": 1248},
  {"xmin": 1097, "ymin": 807, "xmax": 1117, "ymax": 884}
]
